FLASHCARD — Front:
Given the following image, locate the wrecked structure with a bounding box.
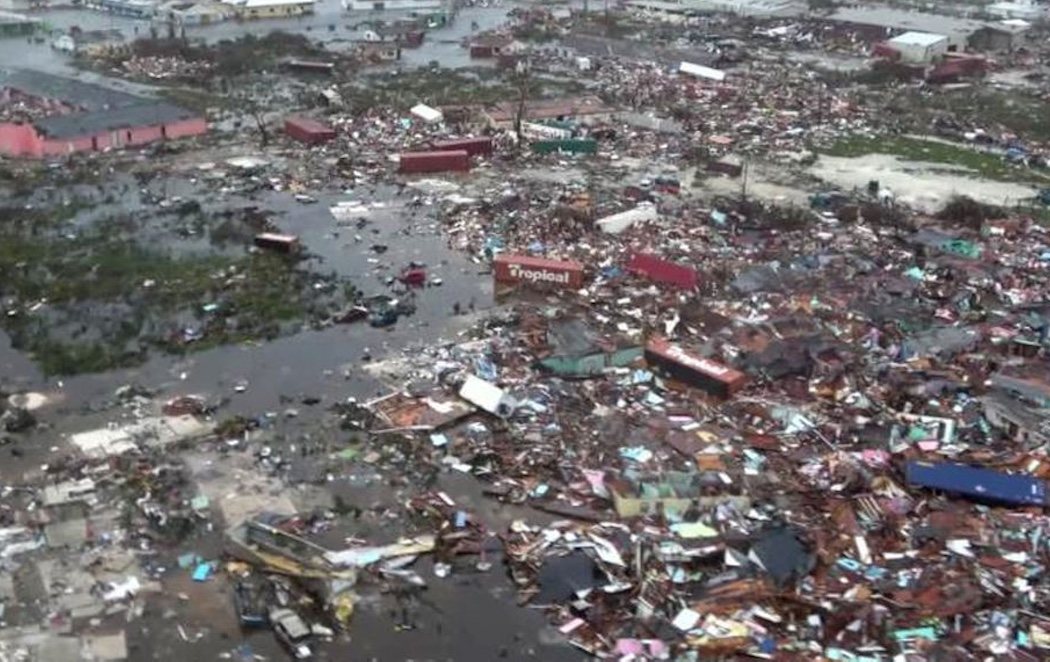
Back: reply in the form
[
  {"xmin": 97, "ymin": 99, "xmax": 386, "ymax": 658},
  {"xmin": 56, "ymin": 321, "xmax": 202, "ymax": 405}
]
[{"xmin": 2, "ymin": 0, "xmax": 1050, "ymax": 660}]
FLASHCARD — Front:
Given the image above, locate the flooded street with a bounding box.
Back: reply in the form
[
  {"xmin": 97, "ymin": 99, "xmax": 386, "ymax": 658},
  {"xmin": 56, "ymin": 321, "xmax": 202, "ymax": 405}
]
[
  {"xmin": 4, "ymin": 0, "xmax": 1049, "ymax": 659},
  {"xmin": 0, "ymin": 3, "xmax": 509, "ymax": 77}
]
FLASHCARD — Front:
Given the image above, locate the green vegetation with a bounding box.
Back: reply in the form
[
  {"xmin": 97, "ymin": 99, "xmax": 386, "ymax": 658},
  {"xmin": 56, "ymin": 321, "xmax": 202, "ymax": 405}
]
[
  {"xmin": 0, "ymin": 206, "xmax": 351, "ymax": 376},
  {"xmin": 821, "ymin": 135, "xmax": 1050, "ymax": 184},
  {"xmin": 898, "ymin": 88, "xmax": 1050, "ymax": 143}
]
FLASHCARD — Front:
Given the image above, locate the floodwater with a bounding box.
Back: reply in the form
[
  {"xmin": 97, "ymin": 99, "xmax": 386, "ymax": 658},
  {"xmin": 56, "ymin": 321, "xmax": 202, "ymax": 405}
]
[
  {"xmin": 0, "ymin": 7, "xmax": 594, "ymax": 660},
  {"xmin": 0, "ymin": 170, "xmax": 496, "ymax": 413},
  {"xmin": 0, "ymin": 2, "xmax": 510, "ymax": 76}
]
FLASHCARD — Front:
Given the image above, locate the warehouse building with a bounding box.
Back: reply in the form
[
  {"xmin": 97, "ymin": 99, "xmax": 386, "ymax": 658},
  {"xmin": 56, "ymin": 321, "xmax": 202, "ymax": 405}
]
[{"xmin": 0, "ymin": 69, "xmax": 206, "ymax": 158}]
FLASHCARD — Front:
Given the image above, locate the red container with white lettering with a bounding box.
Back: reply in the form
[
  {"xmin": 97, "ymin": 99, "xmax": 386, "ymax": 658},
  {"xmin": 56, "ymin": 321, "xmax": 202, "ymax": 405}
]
[
  {"xmin": 492, "ymin": 254, "xmax": 585, "ymax": 290},
  {"xmin": 645, "ymin": 336, "xmax": 746, "ymax": 398}
]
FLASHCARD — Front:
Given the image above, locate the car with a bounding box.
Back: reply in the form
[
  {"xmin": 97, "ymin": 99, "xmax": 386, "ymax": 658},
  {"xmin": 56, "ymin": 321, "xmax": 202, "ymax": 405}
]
[
  {"xmin": 270, "ymin": 608, "xmax": 313, "ymax": 659},
  {"xmin": 233, "ymin": 580, "xmax": 271, "ymax": 629}
]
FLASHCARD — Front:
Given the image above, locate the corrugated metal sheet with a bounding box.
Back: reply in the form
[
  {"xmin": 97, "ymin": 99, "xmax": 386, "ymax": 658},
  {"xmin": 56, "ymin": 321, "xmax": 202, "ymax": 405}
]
[{"xmin": 537, "ymin": 346, "xmax": 643, "ymax": 377}]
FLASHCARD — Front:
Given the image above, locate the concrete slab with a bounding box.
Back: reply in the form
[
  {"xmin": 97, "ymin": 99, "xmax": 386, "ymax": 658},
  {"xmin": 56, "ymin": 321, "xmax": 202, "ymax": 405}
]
[
  {"xmin": 44, "ymin": 518, "xmax": 89, "ymax": 548},
  {"xmin": 35, "ymin": 635, "xmax": 80, "ymax": 661},
  {"xmin": 82, "ymin": 630, "xmax": 127, "ymax": 660}
]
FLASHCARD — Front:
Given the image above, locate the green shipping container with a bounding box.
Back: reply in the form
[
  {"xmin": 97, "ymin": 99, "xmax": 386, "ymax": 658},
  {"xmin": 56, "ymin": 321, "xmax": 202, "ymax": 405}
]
[
  {"xmin": 537, "ymin": 346, "xmax": 642, "ymax": 377},
  {"xmin": 531, "ymin": 139, "xmax": 598, "ymax": 155}
]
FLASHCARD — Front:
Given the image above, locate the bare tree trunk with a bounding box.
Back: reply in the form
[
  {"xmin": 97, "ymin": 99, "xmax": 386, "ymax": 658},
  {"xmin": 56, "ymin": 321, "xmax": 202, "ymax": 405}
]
[
  {"xmin": 513, "ymin": 67, "xmax": 530, "ymax": 144},
  {"xmin": 252, "ymin": 110, "xmax": 269, "ymax": 147}
]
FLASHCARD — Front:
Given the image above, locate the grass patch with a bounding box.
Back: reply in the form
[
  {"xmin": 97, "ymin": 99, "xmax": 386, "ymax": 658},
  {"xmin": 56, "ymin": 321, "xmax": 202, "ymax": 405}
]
[{"xmin": 821, "ymin": 135, "xmax": 1050, "ymax": 184}]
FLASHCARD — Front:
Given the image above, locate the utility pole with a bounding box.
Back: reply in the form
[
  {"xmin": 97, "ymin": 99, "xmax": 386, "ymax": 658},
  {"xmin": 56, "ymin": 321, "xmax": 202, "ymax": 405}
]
[{"xmin": 740, "ymin": 158, "xmax": 749, "ymax": 203}]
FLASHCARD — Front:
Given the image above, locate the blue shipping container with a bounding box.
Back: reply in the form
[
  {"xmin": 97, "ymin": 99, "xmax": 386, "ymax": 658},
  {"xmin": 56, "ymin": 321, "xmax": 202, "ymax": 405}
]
[{"xmin": 906, "ymin": 460, "xmax": 1047, "ymax": 507}]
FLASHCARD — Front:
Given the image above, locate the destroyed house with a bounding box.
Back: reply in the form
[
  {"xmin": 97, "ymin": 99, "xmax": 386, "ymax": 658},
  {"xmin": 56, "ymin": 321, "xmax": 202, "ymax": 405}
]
[
  {"xmin": 468, "ymin": 34, "xmax": 524, "ymax": 58},
  {"xmin": 482, "ymin": 96, "xmax": 613, "ymax": 129},
  {"xmin": 609, "ymin": 470, "xmax": 749, "ymax": 518},
  {"xmin": 0, "ymin": 69, "xmax": 206, "ymax": 158}
]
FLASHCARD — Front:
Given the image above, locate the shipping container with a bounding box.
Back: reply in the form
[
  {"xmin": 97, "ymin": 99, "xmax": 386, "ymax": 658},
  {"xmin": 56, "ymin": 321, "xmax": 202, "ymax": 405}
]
[
  {"xmin": 284, "ymin": 116, "xmax": 336, "ymax": 145},
  {"xmin": 906, "ymin": 461, "xmax": 1047, "ymax": 507},
  {"xmin": 645, "ymin": 336, "xmax": 747, "ymax": 398},
  {"xmin": 398, "ymin": 150, "xmax": 470, "ymax": 174},
  {"xmin": 627, "ymin": 253, "xmax": 699, "ymax": 289},
  {"xmin": 254, "ymin": 233, "xmax": 300, "ymax": 253},
  {"xmin": 429, "ymin": 137, "xmax": 493, "ymax": 157},
  {"xmin": 530, "ymin": 139, "xmax": 598, "ymax": 155},
  {"xmin": 493, "ymin": 254, "xmax": 584, "ymax": 289}
]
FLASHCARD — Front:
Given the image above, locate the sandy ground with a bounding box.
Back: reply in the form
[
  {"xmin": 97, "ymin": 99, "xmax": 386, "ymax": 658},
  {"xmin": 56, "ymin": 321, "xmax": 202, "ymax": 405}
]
[{"xmin": 807, "ymin": 153, "xmax": 1040, "ymax": 212}]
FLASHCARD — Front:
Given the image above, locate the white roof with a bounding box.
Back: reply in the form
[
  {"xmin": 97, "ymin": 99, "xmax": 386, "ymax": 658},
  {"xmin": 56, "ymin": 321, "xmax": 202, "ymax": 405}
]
[
  {"xmin": 410, "ymin": 103, "xmax": 443, "ymax": 123},
  {"xmin": 459, "ymin": 375, "xmax": 514, "ymax": 417},
  {"xmin": 888, "ymin": 31, "xmax": 948, "ymax": 47}
]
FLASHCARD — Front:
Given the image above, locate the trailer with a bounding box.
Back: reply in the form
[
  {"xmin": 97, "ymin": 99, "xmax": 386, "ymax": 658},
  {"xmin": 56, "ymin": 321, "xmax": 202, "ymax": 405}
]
[{"xmin": 906, "ymin": 461, "xmax": 1048, "ymax": 507}]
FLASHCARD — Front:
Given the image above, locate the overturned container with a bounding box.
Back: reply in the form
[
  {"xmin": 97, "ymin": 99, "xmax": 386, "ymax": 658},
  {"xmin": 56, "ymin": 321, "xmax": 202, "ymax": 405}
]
[{"xmin": 645, "ymin": 336, "xmax": 746, "ymax": 398}]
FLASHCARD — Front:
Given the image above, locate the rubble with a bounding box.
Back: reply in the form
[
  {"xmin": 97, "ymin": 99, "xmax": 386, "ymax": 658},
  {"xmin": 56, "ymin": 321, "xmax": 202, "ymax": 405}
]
[{"xmin": 3, "ymin": 1, "xmax": 1050, "ymax": 660}]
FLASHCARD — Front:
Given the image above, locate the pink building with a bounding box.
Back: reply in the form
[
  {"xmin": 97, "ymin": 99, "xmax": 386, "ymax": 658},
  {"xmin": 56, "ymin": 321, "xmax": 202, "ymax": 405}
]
[{"xmin": 0, "ymin": 70, "xmax": 207, "ymax": 158}]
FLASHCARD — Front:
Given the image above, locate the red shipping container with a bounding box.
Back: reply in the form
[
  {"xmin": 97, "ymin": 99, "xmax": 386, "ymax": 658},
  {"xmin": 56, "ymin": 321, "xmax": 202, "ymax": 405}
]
[
  {"xmin": 430, "ymin": 137, "xmax": 493, "ymax": 157},
  {"xmin": 627, "ymin": 253, "xmax": 699, "ymax": 290},
  {"xmin": 645, "ymin": 336, "xmax": 746, "ymax": 398},
  {"xmin": 284, "ymin": 116, "xmax": 336, "ymax": 145},
  {"xmin": 493, "ymin": 254, "xmax": 584, "ymax": 289},
  {"xmin": 398, "ymin": 150, "xmax": 470, "ymax": 174}
]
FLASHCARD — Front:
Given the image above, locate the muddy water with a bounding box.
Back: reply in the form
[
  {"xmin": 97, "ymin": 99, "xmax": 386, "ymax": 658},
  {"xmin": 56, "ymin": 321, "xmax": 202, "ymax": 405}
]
[
  {"xmin": 0, "ymin": 8, "xmax": 595, "ymax": 659},
  {"xmin": 2, "ymin": 177, "xmax": 494, "ymax": 413}
]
